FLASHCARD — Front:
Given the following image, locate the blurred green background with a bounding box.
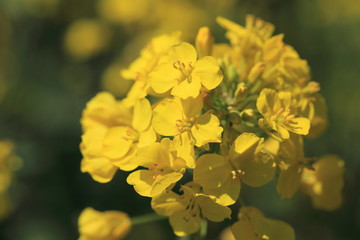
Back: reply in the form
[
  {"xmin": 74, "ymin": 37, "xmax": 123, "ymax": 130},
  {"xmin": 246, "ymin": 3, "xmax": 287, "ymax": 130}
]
[{"xmin": 0, "ymin": 0, "xmax": 359, "ymax": 239}]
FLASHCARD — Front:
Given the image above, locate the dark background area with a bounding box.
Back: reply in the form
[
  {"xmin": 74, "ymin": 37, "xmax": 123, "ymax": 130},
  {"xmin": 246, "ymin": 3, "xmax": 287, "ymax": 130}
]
[{"xmin": 0, "ymin": 0, "xmax": 359, "ymax": 239}]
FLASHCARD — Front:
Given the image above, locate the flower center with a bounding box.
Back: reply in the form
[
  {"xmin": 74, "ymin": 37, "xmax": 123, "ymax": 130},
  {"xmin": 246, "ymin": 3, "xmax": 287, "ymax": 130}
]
[
  {"xmin": 124, "ymin": 127, "xmax": 139, "ymax": 142},
  {"xmin": 175, "ymin": 118, "xmax": 196, "ymax": 134},
  {"xmin": 173, "ymin": 60, "xmax": 194, "ymax": 83}
]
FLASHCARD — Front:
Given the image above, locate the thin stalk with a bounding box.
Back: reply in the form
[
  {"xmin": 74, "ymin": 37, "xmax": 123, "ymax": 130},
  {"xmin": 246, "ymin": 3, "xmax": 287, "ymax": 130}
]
[{"xmin": 131, "ymin": 213, "xmax": 166, "ymax": 226}]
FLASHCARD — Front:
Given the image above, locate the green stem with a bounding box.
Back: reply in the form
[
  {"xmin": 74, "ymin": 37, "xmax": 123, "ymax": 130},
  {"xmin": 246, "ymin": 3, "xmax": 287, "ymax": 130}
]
[
  {"xmin": 131, "ymin": 213, "xmax": 166, "ymax": 225},
  {"xmin": 200, "ymin": 220, "xmax": 208, "ymax": 239},
  {"xmin": 190, "ymin": 220, "xmax": 208, "ymax": 240}
]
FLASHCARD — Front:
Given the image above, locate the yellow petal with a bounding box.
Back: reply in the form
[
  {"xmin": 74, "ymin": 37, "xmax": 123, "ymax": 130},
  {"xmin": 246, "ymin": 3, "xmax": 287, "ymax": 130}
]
[
  {"xmin": 81, "ymin": 92, "xmax": 132, "ymax": 130},
  {"xmin": 104, "ymin": 211, "xmax": 132, "ymax": 239},
  {"xmin": 231, "ymin": 221, "xmax": 258, "ymax": 240},
  {"xmin": 102, "ymin": 126, "xmax": 133, "ymax": 159},
  {"xmin": 150, "ymin": 62, "xmax": 180, "ymax": 94},
  {"xmin": 277, "ymin": 164, "xmax": 302, "ymax": 199},
  {"xmin": 216, "ymin": 16, "xmax": 246, "ymax": 37},
  {"xmin": 80, "ymin": 127, "xmax": 107, "ymax": 157},
  {"xmin": 151, "ymin": 172, "xmax": 183, "ymax": 196},
  {"xmin": 138, "ymin": 127, "xmax": 157, "ymax": 148},
  {"xmin": 307, "ymin": 93, "xmax": 328, "ymax": 138},
  {"xmin": 81, "ymin": 157, "xmax": 117, "ymax": 183},
  {"xmin": 193, "ymin": 56, "xmax": 223, "ymax": 90},
  {"xmin": 151, "ymin": 191, "xmax": 187, "ymax": 216},
  {"xmin": 111, "ymin": 147, "xmax": 138, "ymax": 171},
  {"xmin": 123, "ymin": 81, "xmax": 148, "ymax": 107},
  {"xmin": 196, "ymin": 195, "xmax": 231, "ymax": 222},
  {"xmin": 203, "ymin": 176, "xmax": 240, "ymax": 206},
  {"xmin": 180, "ymin": 96, "xmax": 203, "ymax": 119},
  {"xmin": 302, "ymin": 155, "xmax": 345, "ymax": 211},
  {"xmin": 278, "ymin": 134, "xmax": 304, "ymax": 164},
  {"xmin": 126, "ymin": 170, "xmax": 154, "ymax": 197},
  {"xmin": 78, "ymin": 207, "xmax": 131, "ymax": 240},
  {"xmin": 250, "ymin": 211, "xmax": 295, "ymax": 240},
  {"xmin": 192, "ymin": 113, "xmax": 223, "ymax": 147},
  {"xmin": 171, "ymin": 76, "xmax": 202, "ymax": 99},
  {"xmin": 194, "ymin": 154, "xmax": 231, "ymax": 189},
  {"xmin": 256, "ymin": 88, "xmax": 279, "ymax": 117},
  {"xmin": 228, "ymin": 133, "xmax": 262, "ymax": 168},
  {"xmin": 135, "ymin": 141, "xmax": 169, "ymax": 168},
  {"xmin": 78, "ymin": 207, "xmax": 111, "ymax": 238},
  {"xmin": 240, "ymin": 152, "xmax": 275, "ymax": 187},
  {"xmin": 132, "ymin": 98, "xmax": 152, "ymax": 132},
  {"xmin": 287, "ymin": 117, "xmax": 310, "ymax": 135},
  {"xmin": 152, "ymin": 98, "xmax": 183, "ymax": 136},
  {"xmin": 168, "ymin": 42, "xmax": 197, "ymax": 64},
  {"xmin": 169, "ymin": 208, "xmax": 202, "ymax": 236},
  {"xmin": 173, "ymin": 134, "xmax": 195, "ymax": 169}
]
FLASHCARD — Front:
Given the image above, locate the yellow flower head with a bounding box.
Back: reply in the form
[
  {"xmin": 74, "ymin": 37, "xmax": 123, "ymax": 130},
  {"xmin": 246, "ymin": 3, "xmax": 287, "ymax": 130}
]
[
  {"xmin": 121, "ymin": 32, "xmax": 181, "ymax": 82},
  {"xmin": 257, "ymin": 88, "xmax": 310, "ymax": 140},
  {"xmin": 81, "ymin": 92, "xmax": 132, "ymax": 131},
  {"xmin": 78, "ymin": 207, "xmax": 131, "ymax": 240},
  {"xmin": 64, "ymin": 19, "xmax": 111, "ymax": 60},
  {"xmin": 301, "ymin": 155, "xmax": 345, "ymax": 211},
  {"xmin": 216, "ymin": 15, "xmax": 274, "ymax": 79},
  {"xmin": 194, "ymin": 133, "xmax": 275, "ymax": 206},
  {"xmin": 149, "ymin": 42, "xmax": 223, "ymax": 99},
  {"xmin": 152, "ymin": 96, "xmax": 223, "ymax": 148},
  {"xmin": 126, "ymin": 138, "xmax": 186, "ymax": 197},
  {"xmin": 151, "ymin": 183, "xmax": 231, "ymax": 236},
  {"xmin": 231, "ymin": 206, "xmax": 295, "ymax": 240},
  {"xmin": 80, "ymin": 93, "xmax": 156, "ymax": 182},
  {"xmin": 121, "ymin": 32, "xmax": 182, "ymax": 106}
]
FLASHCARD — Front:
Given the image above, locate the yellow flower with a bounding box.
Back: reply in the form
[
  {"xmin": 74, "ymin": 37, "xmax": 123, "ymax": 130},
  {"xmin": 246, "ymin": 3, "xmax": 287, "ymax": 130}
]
[
  {"xmin": 80, "ymin": 93, "xmax": 156, "ymax": 183},
  {"xmin": 194, "ymin": 133, "xmax": 275, "ymax": 206},
  {"xmin": 151, "ymin": 183, "xmax": 231, "ymax": 236},
  {"xmin": 301, "ymin": 155, "xmax": 345, "ymax": 211},
  {"xmin": 64, "ymin": 19, "xmax": 111, "ymax": 60},
  {"xmin": 149, "ymin": 42, "xmax": 223, "ymax": 99},
  {"xmin": 97, "ymin": 0, "xmax": 151, "ymax": 25},
  {"xmin": 101, "ymin": 98, "xmax": 156, "ymax": 164},
  {"xmin": 232, "ymin": 206, "xmax": 295, "ymax": 240},
  {"xmin": 275, "ymin": 134, "xmax": 307, "ymax": 198},
  {"xmin": 80, "ymin": 127, "xmax": 119, "ymax": 183},
  {"xmin": 261, "ymin": 35, "xmax": 310, "ymax": 89},
  {"xmin": 301, "ymin": 93, "xmax": 328, "ymax": 138},
  {"xmin": 126, "ymin": 138, "xmax": 186, "ymax": 197},
  {"xmin": 152, "ymin": 96, "xmax": 223, "ymax": 151},
  {"xmin": 275, "ymin": 134, "xmax": 322, "ymax": 199},
  {"xmin": 81, "ymin": 92, "xmax": 132, "ymax": 131},
  {"xmin": 216, "ymin": 15, "xmax": 274, "ymax": 79},
  {"xmin": 78, "ymin": 207, "xmax": 131, "ymax": 240},
  {"xmin": 121, "ymin": 32, "xmax": 181, "ymax": 105},
  {"xmin": 257, "ymin": 88, "xmax": 310, "ymax": 140}
]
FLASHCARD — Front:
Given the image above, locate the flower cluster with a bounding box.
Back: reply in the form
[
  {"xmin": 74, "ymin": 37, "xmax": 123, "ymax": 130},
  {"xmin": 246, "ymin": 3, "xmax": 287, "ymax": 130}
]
[{"xmin": 78, "ymin": 16, "xmax": 345, "ymax": 239}]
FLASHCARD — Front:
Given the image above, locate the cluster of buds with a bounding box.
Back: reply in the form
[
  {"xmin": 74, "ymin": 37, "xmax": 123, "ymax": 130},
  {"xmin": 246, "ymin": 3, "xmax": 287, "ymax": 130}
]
[{"xmin": 78, "ymin": 16, "xmax": 345, "ymax": 239}]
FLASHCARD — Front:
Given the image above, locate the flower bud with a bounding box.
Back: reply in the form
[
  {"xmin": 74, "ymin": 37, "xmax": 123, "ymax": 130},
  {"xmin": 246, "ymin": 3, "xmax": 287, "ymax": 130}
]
[
  {"xmin": 195, "ymin": 27, "xmax": 214, "ymax": 57},
  {"xmin": 248, "ymin": 62, "xmax": 265, "ymax": 83},
  {"xmin": 234, "ymin": 82, "xmax": 247, "ymax": 100}
]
